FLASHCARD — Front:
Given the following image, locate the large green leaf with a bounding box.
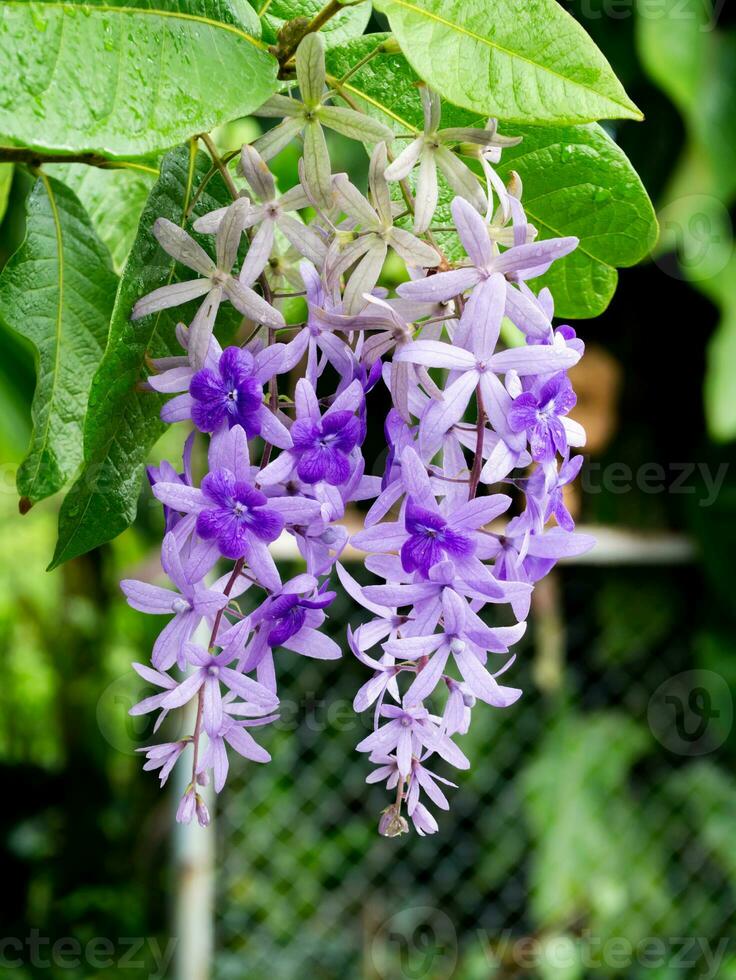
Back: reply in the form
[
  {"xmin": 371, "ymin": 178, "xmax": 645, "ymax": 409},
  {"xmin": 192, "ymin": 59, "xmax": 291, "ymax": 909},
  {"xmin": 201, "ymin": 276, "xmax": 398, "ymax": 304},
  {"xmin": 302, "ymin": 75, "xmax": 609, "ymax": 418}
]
[
  {"xmin": 250, "ymin": 0, "xmax": 372, "ymax": 47},
  {"xmin": 373, "ymin": 0, "xmax": 642, "ymax": 124},
  {"xmin": 49, "ymin": 163, "xmax": 158, "ymax": 273},
  {"xmin": 326, "ymin": 36, "xmax": 657, "ymax": 317},
  {"xmin": 50, "ymin": 143, "xmax": 232, "ymax": 569},
  {"xmin": 496, "ymin": 124, "xmax": 658, "ymax": 317},
  {"xmin": 0, "ymin": 174, "xmax": 116, "ymax": 508},
  {"xmin": 0, "ymin": 0, "xmax": 278, "ymax": 159}
]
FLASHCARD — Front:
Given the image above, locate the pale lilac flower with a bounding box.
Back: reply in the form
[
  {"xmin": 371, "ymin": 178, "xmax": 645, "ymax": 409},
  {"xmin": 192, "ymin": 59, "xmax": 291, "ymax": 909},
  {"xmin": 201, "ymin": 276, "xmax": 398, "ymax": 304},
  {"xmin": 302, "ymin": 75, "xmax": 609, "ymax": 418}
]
[
  {"xmin": 131, "ymin": 200, "xmax": 284, "ymax": 368},
  {"xmin": 396, "ymin": 272, "xmax": 580, "ymax": 458},
  {"xmin": 357, "ymin": 703, "xmax": 469, "ymax": 777},
  {"xmin": 253, "ymin": 32, "xmax": 393, "ymax": 205},
  {"xmin": 331, "ymin": 143, "xmax": 440, "ymax": 312},
  {"xmin": 384, "ymin": 86, "xmax": 520, "ymax": 232},
  {"xmin": 397, "ymin": 197, "xmax": 577, "ymax": 340},
  {"xmin": 383, "ymin": 589, "xmax": 523, "ymax": 707},
  {"xmin": 194, "ymin": 144, "xmax": 327, "ymax": 268},
  {"xmin": 281, "ymin": 260, "xmax": 356, "ymax": 386},
  {"xmin": 161, "ymin": 637, "xmax": 278, "ymax": 737},
  {"xmin": 199, "ymin": 705, "xmax": 276, "ymax": 792},
  {"xmin": 137, "ymin": 740, "xmax": 188, "ymax": 786},
  {"xmin": 121, "ymin": 532, "xmax": 226, "ymax": 670}
]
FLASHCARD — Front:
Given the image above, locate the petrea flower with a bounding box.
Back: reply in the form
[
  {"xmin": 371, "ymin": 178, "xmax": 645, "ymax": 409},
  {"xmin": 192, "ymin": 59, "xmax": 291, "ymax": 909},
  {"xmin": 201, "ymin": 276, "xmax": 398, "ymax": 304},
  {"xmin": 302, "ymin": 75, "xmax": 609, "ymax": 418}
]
[
  {"xmin": 129, "ymin": 662, "xmax": 178, "ymax": 731},
  {"xmin": 197, "ymin": 473, "xmax": 284, "ymax": 560},
  {"xmin": 259, "ymin": 378, "xmax": 364, "ymax": 489},
  {"xmin": 161, "ymin": 637, "xmax": 278, "ymax": 737},
  {"xmin": 384, "ymin": 590, "xmax": 523, "ymax": 707},
  {"xmin": 190, "ymin": 347, "xmax": 265, "ymax": 435},
  {"xmin": 198, "ymin": 704, "xmax": 277, "ymax": 792},
  {"xmin": 265, "ymin": 588, "xmax": 335, "ymax": 647},
  {"xmin": 357, "ymin": 703, "xmax": 469, "ymax": 777},
  {"xmin": 400, "ymin": 497, "xmax": 476, "ymax": 576},
  {"xmin": 131, "ymin": 200, "xmax": 284, "ymax": 368},
  {"xmin": 194, "ymin": 144, "xmax": 327, "ymax": 268},
  {"xmin": 253, "ymin": 32, "xmax": 393, "ymax": 205},
  {"xmin": 353, "ymin": 447, "xmax": 511, "ymax": 585},
  {"xmin": 487, "ymin": 515, "xmax": 595, "ymax": 583},
  {"xmin": 319, "ymin": 293, "xmax": 444, "ymax": 422},
  {"xmin": 520, "ymin": 454, "xmax": 585, "ymax": 533},
  {"xmin": 137, "ymin": 739, "xmax": 188, "ymax": 786},
  {"xmin": 331, "ymin": 143, "xmax": 440, "ymax": 313},
  {"xmin": 507, "ymin": 372, "xmax": 577, "ymax": 461},
  {"xmin": 149, "ymin": 335, "xmax": 290, "ymax": 448},
  {"xmin": 396, "ymin": 270, "xmax": 580, "ymax": 458},
  {"xmin": 147, "ymin": 431, "xmax": 195, "ymax": 536},
  {"xmin": 281, "ymin": 260, "xmax": 356, "ymax": 387},
  {"xmin": 121, "ymin": 533, "xmax": 226, "ymax": 670},
  {"xmin": 397, "ymin": 197, "xmax": 577, "ymax": 340},
  {"xmin": 384, "ymin": 85, "xmax": 520, "ymax": 232}
]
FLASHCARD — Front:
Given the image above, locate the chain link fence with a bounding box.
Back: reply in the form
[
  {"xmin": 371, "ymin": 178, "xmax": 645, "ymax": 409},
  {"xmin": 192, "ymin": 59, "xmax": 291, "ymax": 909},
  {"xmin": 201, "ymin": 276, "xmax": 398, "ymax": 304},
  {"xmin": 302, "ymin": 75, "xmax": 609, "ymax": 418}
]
[{"xmin": 211, "ymin": 555, "xmax": 736, "ymax": 980}]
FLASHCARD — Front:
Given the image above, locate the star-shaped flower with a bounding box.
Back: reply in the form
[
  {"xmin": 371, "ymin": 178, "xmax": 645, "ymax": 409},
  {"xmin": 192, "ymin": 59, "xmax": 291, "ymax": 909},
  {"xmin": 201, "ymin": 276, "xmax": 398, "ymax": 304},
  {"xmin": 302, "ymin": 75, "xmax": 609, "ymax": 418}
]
[
  {"xmin": 131, "ymin": 199, "xmax": 284, "ymax": 368},
  {"xmin": 252, "ymin": 32, "xmax": 394, "ymax": 206},
  {"xmin": 384, "ymin": 85, "xmax": 521, "ymax": 232},
  {"xmin": 331, "ymin": 142, "xmax": 441, "ymax": 313}
]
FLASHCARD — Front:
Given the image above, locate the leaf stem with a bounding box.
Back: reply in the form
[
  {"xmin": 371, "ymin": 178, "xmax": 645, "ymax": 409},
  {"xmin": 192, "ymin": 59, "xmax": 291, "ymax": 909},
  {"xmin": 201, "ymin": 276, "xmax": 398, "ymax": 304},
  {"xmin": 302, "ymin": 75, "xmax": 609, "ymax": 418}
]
[
  {"xmin": 277, "ymin": 0, "xmax": 350, "ymax": 66},
  {"xmin": 198, "ymin": 132, "xmax": 239, "ymax": 200},
  {"xmin": 336, "ymin": 39, "xmax": 385, "ymax": 86},
  {"xmin": 0, "ymin": 146, "xmax": 159, "ymax": 175}
]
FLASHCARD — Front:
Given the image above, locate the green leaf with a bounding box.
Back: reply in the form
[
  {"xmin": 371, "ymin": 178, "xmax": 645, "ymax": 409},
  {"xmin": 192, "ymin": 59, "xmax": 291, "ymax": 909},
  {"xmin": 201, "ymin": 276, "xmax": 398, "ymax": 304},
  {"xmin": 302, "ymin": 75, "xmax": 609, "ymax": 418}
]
[
  {"xmin": 637, "ymin": 0, "xmax": 736, "ymax": 202},
  {"xmin": 48, "ymin": 164, "xmax": 158, "ymax": 273},
  {"xmin": 49, "ymin": 143, "xmax": 232, "ymax": 569},
  {"xmin": 0, "ymin": 174, "xmax": 117, "ymax": 508},
  {"xmin": 373, "ymin": 0, "xmax": 642, "ymax": 124},
  {"xmin": 251, "ymin": 0, "xmax": 372, "ymax": 47},
  {"xmin": 704, "ymin": 262, "xmax": 736, "ymax": 442},
  {"xmin": 666, "ymin": 762, "xmax": 736, "ymax": 885},
  {"xmin": 497, "ymin": 124, "xmax": 658, "ymax": 318},
  {"xmin": 0, "ymin": 162, "xmax": 12, "ymax": 224},
  {"xmin": 0, "ymin": 0, "xmax": 278, "ymax": 159},
  {"xmin": 326, "ymin": 37, "xmax": 657, "ymax": 317},
  {"xmin": 521, "ymin": 711, "xmax": 674, "ymax": 942}
]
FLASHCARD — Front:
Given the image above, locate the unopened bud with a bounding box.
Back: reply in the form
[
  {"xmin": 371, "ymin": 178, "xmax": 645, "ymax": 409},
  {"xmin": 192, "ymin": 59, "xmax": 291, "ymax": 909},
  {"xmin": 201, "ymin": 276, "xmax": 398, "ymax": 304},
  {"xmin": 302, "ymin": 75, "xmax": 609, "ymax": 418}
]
[
  {"xmin": 378, "ymin": 805, "xmax": 409, "ymax": 837},
  {"xmin": 195, "ymin": 794, "xmax": 210, "ymax": 827},
  {"xmin": 507, "ymin": 170, "xmax": 523, "ymax": 200},
  {"xmin": 379, "ymin": 37, "xmax": 402, "ymax": 55}
]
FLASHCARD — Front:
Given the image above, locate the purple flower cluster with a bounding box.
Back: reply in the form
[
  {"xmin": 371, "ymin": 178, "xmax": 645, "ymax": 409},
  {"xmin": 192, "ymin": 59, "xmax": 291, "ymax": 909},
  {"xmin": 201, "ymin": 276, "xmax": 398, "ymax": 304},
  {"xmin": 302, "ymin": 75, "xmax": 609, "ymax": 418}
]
[{"xmin": 126, "ymin": 31, "xmax": 593, "ymax": 832}]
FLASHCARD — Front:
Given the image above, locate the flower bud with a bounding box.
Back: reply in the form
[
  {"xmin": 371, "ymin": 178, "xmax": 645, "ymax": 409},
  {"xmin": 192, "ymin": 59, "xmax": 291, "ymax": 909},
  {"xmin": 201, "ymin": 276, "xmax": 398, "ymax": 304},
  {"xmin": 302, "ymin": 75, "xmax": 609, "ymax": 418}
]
[
  {"xmin": 378, "ymin": 805, "xmax": 409, "ymax": 837},
  {"xmin": 379, "ymin": 37, "xmax": 402, "ymax": 55}
]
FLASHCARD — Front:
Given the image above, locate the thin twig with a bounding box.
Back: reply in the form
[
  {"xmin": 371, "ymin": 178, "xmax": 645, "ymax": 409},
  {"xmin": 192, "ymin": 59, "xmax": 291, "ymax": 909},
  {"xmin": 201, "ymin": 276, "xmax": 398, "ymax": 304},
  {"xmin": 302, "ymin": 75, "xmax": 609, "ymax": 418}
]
[
  {"xmin": 190, "ymin": 558, "xmax": 245, "ymax": 782},
  {"xmin": 198, "ymin": 132, "xmax": 239, "ymax": 200},
  {"xmin": 468, "ymin": 386, "xmax": 486, "ymax": 499},
  {"xmin": 0, "ymin": 145, "xmax": 159, "ymax": 175}
]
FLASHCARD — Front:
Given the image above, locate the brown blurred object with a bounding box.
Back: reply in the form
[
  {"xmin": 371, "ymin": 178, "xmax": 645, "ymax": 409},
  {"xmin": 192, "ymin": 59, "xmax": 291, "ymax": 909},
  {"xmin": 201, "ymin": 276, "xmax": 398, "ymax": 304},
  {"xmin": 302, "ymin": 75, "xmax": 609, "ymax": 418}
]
[
  {"xmin": 563, "ymin": 343, "xmax": 623, "ymax": 522},
  {"xmin": 568, "ymin": 342, "xmax": 622, "ymax": 453}
]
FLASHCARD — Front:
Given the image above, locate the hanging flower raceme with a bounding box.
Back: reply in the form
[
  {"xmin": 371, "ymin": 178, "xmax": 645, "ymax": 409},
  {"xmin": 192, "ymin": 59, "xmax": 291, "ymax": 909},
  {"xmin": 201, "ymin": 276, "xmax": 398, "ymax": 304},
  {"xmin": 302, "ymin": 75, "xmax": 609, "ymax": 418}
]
[{"xmin": 126, "ymin": 32, "xmax": 593, "ymax": 832}]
